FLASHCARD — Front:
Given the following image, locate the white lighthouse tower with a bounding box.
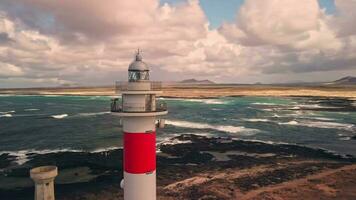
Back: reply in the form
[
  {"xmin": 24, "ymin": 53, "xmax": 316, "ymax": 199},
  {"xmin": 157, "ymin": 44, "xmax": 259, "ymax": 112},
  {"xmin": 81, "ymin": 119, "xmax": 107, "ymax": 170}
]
[{"xmin": 111, "ymin": 50, "xmax": 167, "ymax": 200}]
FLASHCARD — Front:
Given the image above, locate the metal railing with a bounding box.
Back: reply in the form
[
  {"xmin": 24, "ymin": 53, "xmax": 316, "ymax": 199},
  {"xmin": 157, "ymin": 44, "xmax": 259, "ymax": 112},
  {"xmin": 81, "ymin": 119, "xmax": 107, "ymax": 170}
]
[
  {"xmin": 111, "ymin": 98, "xmax": 167, "ymax": 113},
  {"xmin": 115, "ymin": 81, "xmax": 162, "ymax": 92},
  {"xmin": 111, "ymin": 98, "xmax": 123, "ymax": 112},
  {"xmin": 156, "ymin": 101, "xmax": 167, "ymax": 112}
]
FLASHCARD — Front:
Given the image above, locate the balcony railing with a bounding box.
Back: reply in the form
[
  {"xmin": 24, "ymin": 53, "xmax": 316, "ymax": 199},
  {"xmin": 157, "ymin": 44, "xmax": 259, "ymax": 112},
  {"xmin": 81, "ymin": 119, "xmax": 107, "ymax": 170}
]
[
  {"xmin": 115, "ymin": 81, "xmax": 162, "ymax": 92},
  {"xmin": 111, "ymin": 98, "xmax": 123, "ymax": 112},
  {"xmin": 111, "ymin": 98, "xmax": 167, "ymax": 113}
]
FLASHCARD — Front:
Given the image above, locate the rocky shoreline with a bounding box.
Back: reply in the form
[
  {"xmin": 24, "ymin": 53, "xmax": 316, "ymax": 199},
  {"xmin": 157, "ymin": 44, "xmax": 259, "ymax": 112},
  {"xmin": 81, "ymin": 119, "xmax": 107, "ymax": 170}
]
[{"xmin": 1, "ymin": 134, "xmax": 355, "ymax": 200}]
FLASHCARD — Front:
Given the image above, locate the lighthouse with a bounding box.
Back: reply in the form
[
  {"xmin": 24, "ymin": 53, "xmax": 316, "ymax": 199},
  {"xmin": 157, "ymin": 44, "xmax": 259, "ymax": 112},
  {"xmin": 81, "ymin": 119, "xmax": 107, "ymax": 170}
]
[{"xmin": 111, "ymin": 50, "xmax": 167, "ymax": 200}]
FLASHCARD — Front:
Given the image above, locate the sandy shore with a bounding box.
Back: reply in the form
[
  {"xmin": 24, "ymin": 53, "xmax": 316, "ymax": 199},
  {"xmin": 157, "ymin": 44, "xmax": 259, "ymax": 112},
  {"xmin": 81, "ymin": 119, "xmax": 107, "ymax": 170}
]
[{"xmin": 0, "ymin": 84, "xmax": 356, "ymax": 98}]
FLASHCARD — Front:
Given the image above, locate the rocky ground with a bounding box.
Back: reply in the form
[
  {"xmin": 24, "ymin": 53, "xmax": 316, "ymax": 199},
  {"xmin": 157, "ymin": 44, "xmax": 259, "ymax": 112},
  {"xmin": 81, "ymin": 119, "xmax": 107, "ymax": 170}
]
[{"xmin": 2, "ymin": 134, "xmax": 355, "ymax": 200}]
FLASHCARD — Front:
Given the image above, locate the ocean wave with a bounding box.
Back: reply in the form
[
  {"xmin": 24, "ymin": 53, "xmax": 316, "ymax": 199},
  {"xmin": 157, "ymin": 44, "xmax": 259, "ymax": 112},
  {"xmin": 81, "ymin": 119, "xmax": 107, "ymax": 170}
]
[
  {"xmin": 165, "ymin": 120, "xmax": 259, "ymax": 135},
  {"xmin": 339, "ymin": 137, "xmax": 351, "ymax": 141},
  {"xmin": 159, "ymin": 138, "xmax": 193, "ymax": 146},
  {"xmin": 242, "ymin": 118, "xmax": 270, "ymax": 122},
  {"xmin": 52, "ymin": 114, "xmax": 68, "ymax": 119},
  {"xmin": 278, "ymin": 120, "xmax": 299, "ymax": 125},
  {"xmin": 90, "ymin": 146, "xmax": 122, "ymax": 153},
  {"xmin": 0, "ymin": 110, "xmax": 15, "ymax": 114},
  {"xmin": 261, "ymin": 108, "xmax": 274, "ymax": 111},
  {"xmin": 24, "ymin": 108, "xmax": 40, "ymax": 111},
  {"xmin": 77, "ymin": 111, "xmax": 110, "ymax": 117},
  {"xmin": 301, "ymin": 117, "xmax": 336, "ymax": 121},
  {"xmin": 0, "ymin": 148, "xmax": 82, "ymax": 166},
  {"xmin": 278, "ymin": 120, "xmax": 354, "ymax": 130},
  {"xmin": 0, "ymin": 114, "xmax": 12, "ymax": 118},
  {"xmin": 251, "ymin": 102, "xmax": 278, "ymax": 106},
  {"xmin": 169, "ymin": 98, "xmax": 226, "ymax": 105},
  {"xmin": 293, "ymin": 104, "xmax": 339, "ymax": 109}
]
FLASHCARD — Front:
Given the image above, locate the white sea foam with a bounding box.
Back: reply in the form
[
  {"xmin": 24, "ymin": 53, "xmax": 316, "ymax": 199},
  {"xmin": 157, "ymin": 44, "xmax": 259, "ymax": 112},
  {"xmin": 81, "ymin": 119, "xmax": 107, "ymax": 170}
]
[
  {"xmin": 301, "ymin": 117, "xmax": 336, "ymax": 121},
  {"xmin": 0, "ymin": 113, "xmax": 12, "ymax": 118},
  {"xmin": 52, "ymin": 114, "xmax": 68, "ymax": 119},
  {"xmin": 261, "ymin": 108, "xmax": 274, "ymax": 111},
  {"xmin": 24, "ymin": 108, "xmax": 40, "ymax": 111},
  {"xmin": 77, "ymin": 111, "xmax": 110, "ymax": 117},
  {"xmin": 278, "ymin": 120, "xmax": 354, "ymax": 130},
  {"xmin": 160, "ymin": 138, "xmax": 193, "ymax": 146},
  {"xmin": 243, "ymin": 118, "xmax": 270, "ymax": 122},
  {"xmin": 91, "ymin": 146, "xmax": 122, "ymax": 153},
  {"xmin": 293, "ymin": 104, "xmax": 339, "ymax": 109},
  {"xmin": 0, "ymin": 148, "xmax": 82, "ymax": 165},
  {"xmin": 339, "ymin": 137, "xmax": 351, "ymax": 141},
  {"xmin": 0, "ymin": 110, "xmax": 15, "ymax": 114},
  {"xmin": 272, "ymin": 114, "xmax": 282, "ymax": 118},
  {"xmin": 251, "ymin": 102, "xmax": 277, "ymax": 106},
  {"xmin": 165, "ymin": 120, "xmax": 259, "ymax": 135},
  {"xmin": 170, "ymin": 98, "xmax": 226, "ymax": 105},
  {"xmin": 278, "ymin": 120, "xmax": 299, "ymax": 125}
]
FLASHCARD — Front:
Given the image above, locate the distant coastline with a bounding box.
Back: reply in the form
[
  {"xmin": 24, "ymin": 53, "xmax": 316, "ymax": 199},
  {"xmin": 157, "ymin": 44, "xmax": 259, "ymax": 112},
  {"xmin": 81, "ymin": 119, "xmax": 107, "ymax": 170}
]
[{"xmin": 0, "ymin": 84, "xmax": 355, "ymax": 98}]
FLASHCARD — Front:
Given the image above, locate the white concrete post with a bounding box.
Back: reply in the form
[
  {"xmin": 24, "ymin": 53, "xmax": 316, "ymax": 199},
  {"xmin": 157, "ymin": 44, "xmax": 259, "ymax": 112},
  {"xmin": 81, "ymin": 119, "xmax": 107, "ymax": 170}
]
[{"xmin": 30, "ymin": 166, "xmax": 58, "ymax": 200}]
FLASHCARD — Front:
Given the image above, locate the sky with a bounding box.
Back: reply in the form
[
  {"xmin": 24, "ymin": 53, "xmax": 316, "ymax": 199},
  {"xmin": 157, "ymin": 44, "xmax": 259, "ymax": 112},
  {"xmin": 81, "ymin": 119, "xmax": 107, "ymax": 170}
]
[{"xmin": 0, "ymin": 0, "xmax": 356, "ymax": 87}]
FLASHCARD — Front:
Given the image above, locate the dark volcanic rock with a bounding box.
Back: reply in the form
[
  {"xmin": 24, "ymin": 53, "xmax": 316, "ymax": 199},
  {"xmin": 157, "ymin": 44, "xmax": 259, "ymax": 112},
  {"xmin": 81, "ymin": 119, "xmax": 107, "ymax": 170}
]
[
  {"xmin": 159, "ymin": 134, "xmax": 356, "ymax": 163},
  {"xmin": 0, "ymin": 153, "xmax": 15, "ymax": 169},
  {"xmin": 1, "ymin": 134, "xmax": 355, "ymax": 200}
]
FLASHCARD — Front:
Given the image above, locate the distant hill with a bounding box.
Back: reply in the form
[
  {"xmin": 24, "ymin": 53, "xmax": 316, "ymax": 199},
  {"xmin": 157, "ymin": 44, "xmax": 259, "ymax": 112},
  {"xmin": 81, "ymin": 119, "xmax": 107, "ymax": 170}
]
[
  {"xmin": 179, "ymin": 79, "xmax": 215, "ymax": 84},
  {"xmin": 328, "ymin": 76, "xmax": 356, "ymax": 85}
]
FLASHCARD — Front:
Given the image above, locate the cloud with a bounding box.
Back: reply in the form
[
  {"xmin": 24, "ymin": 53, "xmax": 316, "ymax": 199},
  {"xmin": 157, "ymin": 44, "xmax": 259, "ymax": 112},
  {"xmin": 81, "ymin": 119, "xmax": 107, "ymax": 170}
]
[
  {"xmin": 0, "ymin": 0, "xmax": 355, "ymax": 87},
  {"xmin": 0, "ymin": 0, "xmax": 219, "ymax": 86},
  {"xmin": 220, "ymin": 0, "xmax": 341, "ymax": 50},
  {"xmin": 219, "ymin": 0, "xmax": 356, "ymax": 74},
  {"xmin": 0, "ymin": 62, "xmax": 24, "ymax": 77}
]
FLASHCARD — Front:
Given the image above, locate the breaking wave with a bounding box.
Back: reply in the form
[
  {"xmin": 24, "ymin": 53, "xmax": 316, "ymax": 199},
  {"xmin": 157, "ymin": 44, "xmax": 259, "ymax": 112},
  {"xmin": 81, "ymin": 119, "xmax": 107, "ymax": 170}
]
[
  {"xmin": 251, "ymin": 102, "xmax": 278, "ymax": 106},
  {"xmin": 77, "ymin": 111, "xmax": 110, "ymax": 117},
  {"xmin": 0, "ymin": 110, "xmax": 15, "ymax": 114},
  {"xmin": 51, "ymin": 114, "xmax": 68, "ymax": 119},
  {"xmin": 24, "ymin": 108, "xmax": 40, "ymax": 111},
  {"xmin": 278, "ymin": 120, "xmax": 354, "ymax": 130},
  {"xmin": 243, "ymin": 118, "xmax": 270, "ymax": 122},
  {"xmin": 165, "ymin": 120, "xmax": 259, "ymax": 135},
  {"xmin": 0, "ymin": 113, "xmax": 12, "ymax": 118},
  {"xmin": 90, "ymin": 146, "xmax": 122, "ymax": 153},
  {"xmin": 171, "ymin": 98, "xmax": 227, "ymax": 105},
  {"xmin": 0, "ymin": 149, "xmax": 82, "ymax": 166},
  {"xmin": 0, "ymin": 147, "xmax": 126, "ymax": 166},
  {"xmin": 292, "ymin": 104, "xmax": 339, "ymax": 109}
]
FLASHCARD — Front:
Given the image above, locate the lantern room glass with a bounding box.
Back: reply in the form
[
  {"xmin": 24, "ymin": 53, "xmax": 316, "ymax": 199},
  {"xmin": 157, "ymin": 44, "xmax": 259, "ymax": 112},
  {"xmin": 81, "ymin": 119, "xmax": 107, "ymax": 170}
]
[{"xmin": 129, "ymin": 71, "xmax": 150, "ymax": 82}]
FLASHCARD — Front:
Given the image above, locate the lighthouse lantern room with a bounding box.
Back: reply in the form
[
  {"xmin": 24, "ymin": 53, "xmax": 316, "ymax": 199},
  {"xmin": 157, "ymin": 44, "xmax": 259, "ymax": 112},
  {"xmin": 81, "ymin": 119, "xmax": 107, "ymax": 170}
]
[{"xmin": 111, "ymin": 50, "xmax": 167, "ymax": 200}]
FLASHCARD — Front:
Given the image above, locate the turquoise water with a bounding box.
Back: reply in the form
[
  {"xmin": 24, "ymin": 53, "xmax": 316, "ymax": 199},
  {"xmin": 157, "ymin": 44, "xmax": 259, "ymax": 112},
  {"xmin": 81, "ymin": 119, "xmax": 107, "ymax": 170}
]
[{"xmin": 0, "ymin": 95, "xmax": 355, "ymax": 162}]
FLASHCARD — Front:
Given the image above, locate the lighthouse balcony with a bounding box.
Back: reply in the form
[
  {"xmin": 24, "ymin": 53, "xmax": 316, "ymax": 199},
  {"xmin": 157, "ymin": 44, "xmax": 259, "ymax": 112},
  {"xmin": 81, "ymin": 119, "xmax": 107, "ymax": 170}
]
[
  {"xmin": 111, "ymin": 98, "xmax": 167, "ymax": 114},
  {"xmin": 115, "ymin": 81, "xmax": 162, "ymax": 92}
]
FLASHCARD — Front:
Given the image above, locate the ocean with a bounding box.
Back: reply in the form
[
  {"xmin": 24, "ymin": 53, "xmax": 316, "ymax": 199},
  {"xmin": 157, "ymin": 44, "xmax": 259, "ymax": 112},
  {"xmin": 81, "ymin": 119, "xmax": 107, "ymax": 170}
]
[
  {"xmin": 1, "ymin": 95, "xmax": 356, "ymax": 158},
  {"xmin": 0, "ymin": 95, "xmax": 355, "ymax": 192}
]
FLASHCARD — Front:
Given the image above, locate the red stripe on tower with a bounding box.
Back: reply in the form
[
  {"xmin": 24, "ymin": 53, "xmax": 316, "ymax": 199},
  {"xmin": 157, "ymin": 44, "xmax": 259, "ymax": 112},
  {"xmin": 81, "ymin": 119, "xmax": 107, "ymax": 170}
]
[{"xmin": 124, "ymin": 132, "xmax": 156, "ymax": 174}]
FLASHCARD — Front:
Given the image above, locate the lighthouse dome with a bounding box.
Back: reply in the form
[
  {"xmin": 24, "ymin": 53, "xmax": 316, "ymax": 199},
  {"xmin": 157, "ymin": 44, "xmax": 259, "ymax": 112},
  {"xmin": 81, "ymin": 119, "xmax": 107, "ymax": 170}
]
[
  {"xmin": 129, "ymin": 51, "xmax": 149, "ymax": 71},
  {"xmin": 128, "ymin": 50, "xmax": 150, "ymax": 82}
]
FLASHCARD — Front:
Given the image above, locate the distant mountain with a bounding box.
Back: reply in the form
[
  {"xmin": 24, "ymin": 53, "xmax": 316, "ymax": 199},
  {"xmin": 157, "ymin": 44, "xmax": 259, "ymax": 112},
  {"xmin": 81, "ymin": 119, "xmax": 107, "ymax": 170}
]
[
  {"xmin": 327, "ymin": 76, "xmax": 356, "ymax": 85},
  {"xmin": 179, "ymin": 79, "xmax": 215, "ymax": 84}
]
